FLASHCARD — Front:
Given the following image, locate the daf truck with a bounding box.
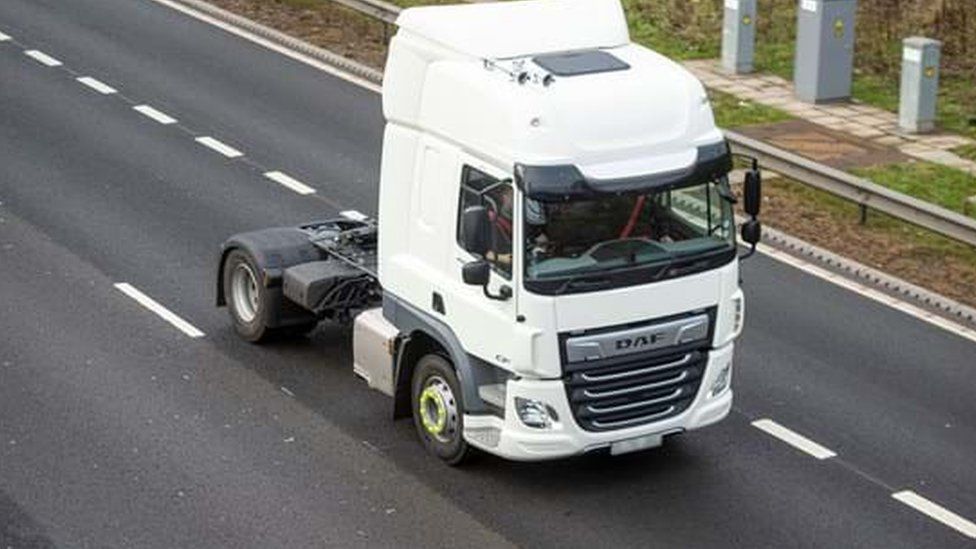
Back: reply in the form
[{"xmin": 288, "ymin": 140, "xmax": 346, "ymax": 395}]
[{"xmin": 215, "ymin": 0, "xmax": 764, "ymax": 464}]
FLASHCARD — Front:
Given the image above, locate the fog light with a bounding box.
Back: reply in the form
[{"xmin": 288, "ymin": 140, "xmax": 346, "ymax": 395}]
[
  {"xmin": 710, "ymin": 361, "xmax": 732, "ymax": 397},
  {"xmin": 515, "ymin": 397, "xmax": 558, "ymax": 429}
]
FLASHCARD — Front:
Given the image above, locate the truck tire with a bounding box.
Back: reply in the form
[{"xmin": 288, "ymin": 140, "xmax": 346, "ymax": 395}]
[
  {"xmin": 411, "ymin": 354, "xmax": 470, "ymax": 465},
  {"xmin": 223, "ymin": 249, "xmax": 274, "ymax": 343}
]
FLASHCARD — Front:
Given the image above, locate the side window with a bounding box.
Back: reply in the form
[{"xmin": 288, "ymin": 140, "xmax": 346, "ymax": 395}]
[{"xmin": 457, "ymin": 166, "xmax": 513, "ymax": 279}]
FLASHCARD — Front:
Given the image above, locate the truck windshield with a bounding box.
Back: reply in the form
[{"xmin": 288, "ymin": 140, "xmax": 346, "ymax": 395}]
[{"xmin": 523, "ymin": 178, "xmax": 736, "ymax": 294}]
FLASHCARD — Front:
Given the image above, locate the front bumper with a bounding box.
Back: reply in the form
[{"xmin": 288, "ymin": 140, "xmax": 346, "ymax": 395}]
[{"xmin": 463, "ymin": 343, "xmax": 733, "ymax": 461}]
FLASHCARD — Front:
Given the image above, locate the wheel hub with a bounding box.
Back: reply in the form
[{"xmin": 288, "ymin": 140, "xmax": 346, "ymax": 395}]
[
  {"xmin": 419, "ymin": 376, "xmax": 458, "ymax": 443},
  {"xmin": 230, "ymin": 262, "xmax": 259, "ymax": 323}
]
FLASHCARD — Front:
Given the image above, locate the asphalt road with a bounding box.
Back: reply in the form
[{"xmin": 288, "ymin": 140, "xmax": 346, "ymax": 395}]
[{"xmin": 0, "ymin": 0, "xmax": 974, "ymax": 547}]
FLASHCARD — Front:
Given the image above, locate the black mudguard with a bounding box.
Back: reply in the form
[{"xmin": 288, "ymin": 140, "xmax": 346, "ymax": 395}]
[{"xmin": 216, "ymin": 227, "xmax": 325, "ymax": 328}]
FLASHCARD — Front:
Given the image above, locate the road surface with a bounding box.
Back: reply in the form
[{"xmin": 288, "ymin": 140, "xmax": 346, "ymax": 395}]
[{"xmin": 0, "ymin": 0, "xmax": 973, "ymax": 547}]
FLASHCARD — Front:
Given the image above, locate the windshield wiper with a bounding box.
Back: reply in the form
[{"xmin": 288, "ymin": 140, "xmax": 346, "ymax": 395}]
[
  {"xmin": 660, "ymin": 245, "xmax": 735, "ymax": 278},
  {"xmin": 553, "ymin": 275, "xmax": 613, "ymax": 295}
]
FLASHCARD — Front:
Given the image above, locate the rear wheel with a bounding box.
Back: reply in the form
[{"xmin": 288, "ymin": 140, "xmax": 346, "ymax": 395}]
[
  {"xmin": 224, "ymin": 249, "xmax": 273, "ymax": 342},
  {"xmin": 411, "ymin": 354, "xmax": 470, "ymax": 465}
]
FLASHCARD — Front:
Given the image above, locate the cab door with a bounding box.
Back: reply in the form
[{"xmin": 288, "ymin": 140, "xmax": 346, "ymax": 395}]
[{"xmin": 446, "ymin": 156, "xmax": 519, "ymax": 370}]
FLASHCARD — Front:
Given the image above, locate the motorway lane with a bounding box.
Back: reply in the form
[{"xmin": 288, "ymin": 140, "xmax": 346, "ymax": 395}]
[
  {"xmin": 0, "ymin": 0, "xmax": 384, "ymax": 211},
  {"xmin": 0, "ymin": 211, "xmax": 513, "ymax": 548},
  {"xmin": 1, "ymin": 0, "xmax": 975, "ymax": 546}
]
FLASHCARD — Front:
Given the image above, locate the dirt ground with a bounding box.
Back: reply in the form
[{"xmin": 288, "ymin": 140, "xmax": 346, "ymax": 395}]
[
  {"xmin": 208, "ymin": 0, "xmax": 391, "ymax": 69},
  {"xmin": 204, "ymin": 0, "xmax": 976, "ymax": 309}
]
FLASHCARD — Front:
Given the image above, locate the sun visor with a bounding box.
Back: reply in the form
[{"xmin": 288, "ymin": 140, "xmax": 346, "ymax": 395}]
[{"xmin": 516, "ymin": 141, "xmax": 733, "ymax": 201}]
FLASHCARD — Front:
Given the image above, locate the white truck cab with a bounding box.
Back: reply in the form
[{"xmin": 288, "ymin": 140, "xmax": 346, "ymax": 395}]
[{"xmin": 217, "ymin": 0, "xmax": 763, "ymax": 464}]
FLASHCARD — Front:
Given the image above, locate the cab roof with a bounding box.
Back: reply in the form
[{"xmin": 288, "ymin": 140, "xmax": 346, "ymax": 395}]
[{"xmin": 395, "ymin": 0, "xmax": 630, "ymax": 60}]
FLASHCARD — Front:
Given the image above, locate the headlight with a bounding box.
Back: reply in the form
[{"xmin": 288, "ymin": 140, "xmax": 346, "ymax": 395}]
[
  {"xmin": 515, "ymin": 397, "xmax": 558, "ymax": 429},
  {"xmin": 709, "ymin": 360, "xmax": 732, "ymax": 397}
]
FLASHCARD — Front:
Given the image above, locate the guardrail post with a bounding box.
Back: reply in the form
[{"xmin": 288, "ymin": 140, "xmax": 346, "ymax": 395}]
[
  {"xmin": 965, "ymin": 196, "xmax": 976, "ymax": 217},
  {"xmin": 899, "ymin": 37, "xmax": 941, "ymax": 134},
  {"xmin": 721, "ymin": 0, "xmax": 757, "ymax": 74},
  {"xmin": 794, "ymin": 0, "xmax": 857, "ymax": 103}
]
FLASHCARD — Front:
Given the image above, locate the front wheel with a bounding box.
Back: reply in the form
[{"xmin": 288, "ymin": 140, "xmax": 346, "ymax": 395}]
[{"xmin": 411, "ymin": 354, "xmax": 470, "ymax": 465}]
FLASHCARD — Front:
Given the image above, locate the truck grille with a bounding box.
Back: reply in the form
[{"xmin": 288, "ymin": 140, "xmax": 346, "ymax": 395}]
[{"xmin": 564, "ymin": 349, "xmax": 705, "ymax": 432}]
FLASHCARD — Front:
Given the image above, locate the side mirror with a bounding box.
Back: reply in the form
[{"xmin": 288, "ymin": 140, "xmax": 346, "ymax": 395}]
[
  {"xmin": 743, "ymin": 170, "xmax": 762, "ymax": 218},
  {"xmin": 461, "ymin": 205, "xmax": 490, "ymax": 257},
  {"xmin": 741, "ymin": 219, "xmax": 762, "ymax": 246},
  {"xmin": 462, "ymin": 259, "xmax": 491, "ymax": 286}
]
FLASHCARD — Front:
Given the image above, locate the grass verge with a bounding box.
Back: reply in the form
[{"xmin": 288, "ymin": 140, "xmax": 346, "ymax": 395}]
[
  {"xmin": 740, "ymin": 175, "xmax": 976, "ymax": 308},
  {"xmin": 709, "ymin": 90, "xmax": 793, "ymax": 129},
  {"xmin": 953, "ymin": 144, "xmax": 976, "ymax": 163},
  {"xmin": 622, "ymin": 0, "xmax": 976, "ymax": 141},
  {"xmin": 853, "ymin": 162, "xmax": 976, "ymax": 219}
]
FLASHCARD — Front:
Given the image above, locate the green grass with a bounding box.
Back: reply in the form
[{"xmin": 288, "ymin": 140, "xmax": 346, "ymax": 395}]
[
  {"xmin": 773, "ymin": 176, "xmax": 976, "ymax": 254},
  {"xmin": 709, "ymin": 90, "xmax": 793, "ymax": 129},
  {"xmin": 954, "ymin": 144, "xmax": 976, "ymax": 163},
  {"xmin": 623, "ymin": 0, "xmax": 720, "ymax": 61},
  {"xmin": 854, "ymin": 162, "xmax": 976, "ymax": 219},
  {"xmin": 620, "ymin": 1, "xmax": 976, "ymax": 141}
]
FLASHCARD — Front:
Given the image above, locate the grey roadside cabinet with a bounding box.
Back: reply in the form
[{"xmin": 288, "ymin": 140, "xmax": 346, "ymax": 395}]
[
  {"xmin": 722, "ymin": 0, "xmax": 757, "ymax": 74},
  {"xmin": 899, "ymin": 37, "xmax": 941, "ymax": 134},
  {"xmin": 794, "ymin": 0, "xmax": 857, "ymax": 103}
]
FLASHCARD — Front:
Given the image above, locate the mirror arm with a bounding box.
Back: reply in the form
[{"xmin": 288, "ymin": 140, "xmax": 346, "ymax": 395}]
[
  {"xmin": 739, "ymin": 242, "xmax": 758, "ymax": 260},
  {"xmin": 483, "ymin": 283, "xmax": 512, "ymax": 301}
]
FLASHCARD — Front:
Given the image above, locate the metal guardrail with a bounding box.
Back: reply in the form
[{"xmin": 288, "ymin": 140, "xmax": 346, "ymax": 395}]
[
  {"xmin": 331, "ymin": 0, "xmax": 976, "ymax": 248},
  {"xmin": 726, "ymin": 131, "xmax": 976, "ymax": 247}
]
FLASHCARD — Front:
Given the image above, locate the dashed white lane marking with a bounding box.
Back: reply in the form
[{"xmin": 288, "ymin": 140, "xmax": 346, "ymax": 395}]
[
  {"xmin": 114, "ymin": 283, "xmax": 205, "ymax": 338},
  {"xmin": 148, "ymin": 0, "xmax": 381, "ymax": 94},
  {"xmin": 24, "ymin": 49, "xmax": 62, "ymax": 67},
  {"xmin": 752, "ymin": 419, "xmax": 837, "ymax": 460},
  {"xmin": 196, "ymin": 136, "xmax": 243, "ymax": 158},
  {"xmin": 758, "ymin": 244, "xmax": 976, "ymax": 345},
  {"xmin": 264, "ymin": 171, "xmax": 315, "ymax": 195},
  {"xmin": 77, "ymin": 76, "xmax": 117, "ymax": 95},
  {"xmin": 892, "ymin": 491, "xmax": 976, "ymax": 539},
  {"xmin": 133, "ymin": 104, "xmax": 177, "ymax": 125},
  {"xmin": 340, "ymin": 210, "xmax": 369, "ymax": 222},
  {"xmin": 280, "ymin": 386, "xmax": 295, "ymax": 398},
  {"xmin": 0, "ymin": 31, "xmax": 11, "ymax": 42}
]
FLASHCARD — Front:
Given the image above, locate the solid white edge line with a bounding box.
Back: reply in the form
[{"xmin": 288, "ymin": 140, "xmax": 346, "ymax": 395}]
[
  {"xmin": 153, "ymin": 0, "xmax": 975, "ymax": 348},
  {"xmin": 114, "ymin": 283, "xmax": 205, "ymax": 338},
  {"xmin": 196, "ymin": 136, "xmax": 243, "ymax": 158},
  {"xmin": 340, "ymin": 210, "xmax": 369, "ymax": 222},
  {"xmin": 752, "ymin": 418, "xmax": 837, "ymax": 460},
  {"xmin": 892, "ymin": 491, "xmax": 976, "ymax": 539},
  {"xmin": 24, "ymin": 49, "xmax": 62, "ymax": 67},
  {"xmin": 0, "ymin": 31, "xmax": 11, "ymax": 41},
  {"xmin": 133, "ymin": 104, "xmax": 177, "ymax": 125},
  {"xmin": 147, "ymin": 0, "xmax": 381, "ymax": 94},
  {"xmin": 264, "ymin": 171, "xmax": 315, "ymax": 195},
  {"xmin": 757, "ymin": 244, "xmax": 976, "ymax": 345},
  {"xmin": 77, "ymin": 76, "xmax": 118, "ymax": 95}
]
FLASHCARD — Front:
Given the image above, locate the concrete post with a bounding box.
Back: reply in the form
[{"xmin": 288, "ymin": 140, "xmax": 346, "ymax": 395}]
[
  {"xmin": 794, "ymin": 0, "xmax": 857, "ymax": 103},
  {"xmin": 899, "ymin": 37, "xmax": 941, "ymax": 134},
  {"xmin": 721, "ymin": 0, "xmax": 757, "ymax": 74}
]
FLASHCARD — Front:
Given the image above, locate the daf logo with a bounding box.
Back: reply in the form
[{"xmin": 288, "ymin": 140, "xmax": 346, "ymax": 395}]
[{"xmin": 615, "ymin": 333, "xmax": 663, "ymax": 350}]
